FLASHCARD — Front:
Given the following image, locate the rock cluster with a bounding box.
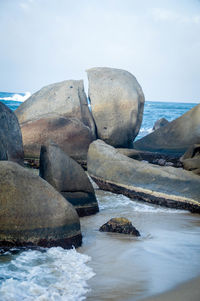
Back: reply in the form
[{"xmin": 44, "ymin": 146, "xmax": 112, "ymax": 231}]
[
  {"xmin": 181, "ymin": 144, "xmax": 200, "ymax": 175},
  {"xmin": 99, "ymin": 217, "xmax": 140, "ymax": 236}
]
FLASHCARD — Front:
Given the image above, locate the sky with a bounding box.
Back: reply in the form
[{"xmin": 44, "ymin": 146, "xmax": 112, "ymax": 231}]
[{"xmin": 0, "ymin": 0, "xmax": 200, "ymax": 102}]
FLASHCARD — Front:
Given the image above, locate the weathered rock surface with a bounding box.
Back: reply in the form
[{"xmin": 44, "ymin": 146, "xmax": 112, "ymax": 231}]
[
  {"xmin": 87, "ymin": 140, "xmax": 200, "ymax": 213},
  {"xmin": 117, "ymin": 148, "xmax": 182, "ymax": 167},
  {"xmin": 20, "ymin": 114, "xmax": 94, "ymax": 165},
  {"xmin": 133, "ymin": 104, "xmax": 200, "ymax": 156},
  {"xmin": 15, "ymin": 80, "xmax": 96, "ymax": 137},
  {"xmin": 0, "ymin": 161, "xmax": 82, "ymax": 249},
  {"xmin": 99, "ymin": 217, "xmax": 140, "ymax": 236},
  {"xmin": 153, "ymin": 118, "xmax": 169, "ymax": 130},
  {"xmin": 87, "ymin": 67, "xmax": 145, "ymax": 148},
  {"xmin": 0, "ymin": 102, "xmax": 24, "ymax": 165},
  {"xmin": 39, "ymin": 144, "xmax": 99, "ymax": 216},
  {"xmin": 181, "ymin": 144, "xmax": 200, "ymax": 175}
]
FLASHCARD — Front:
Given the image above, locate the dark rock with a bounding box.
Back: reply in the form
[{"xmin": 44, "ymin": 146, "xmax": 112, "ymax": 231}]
[
  {"xmin": 133, "ymin": 104, "xmax": 200, "ymax": 156},
  {"xmin": 0, "ymin": 102, "xmax": 24, "ymax": 165},
  {"xmin": 87, "ymin": 140, "xmax": 200, "ymax": 213},
  {"xmin": 153, "ymin": 118, "xmax": 169, "ymax": 130},
  {"xmin": 39, "ymin": 143, "xmax": 99, "ymax": 216},
  {"xmin": 117, "ymin": 148, "xmax": 182, "ymax": 168},
  {"xmin": 181, "ymin": 144, "xmax": 200, "ymax": 175},
  {"xmin": 0, "ymin": 161, "xmax": 82, "ymax": 250},
  {"xmin": 20, "ymin": 114, "xmax": 94, "ymax": 166},
  {"xmin": 87, "ymin": 67, "xmax": 145, "ymax": 148},
  {"xmin": 99, "ymin": 217, "xmax": 140, "ymax": 236}
]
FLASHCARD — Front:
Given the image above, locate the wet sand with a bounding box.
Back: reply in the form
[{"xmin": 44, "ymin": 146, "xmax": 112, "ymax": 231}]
[
  {"xmin": 141, "ymin": 276, "xmax": 200, "ymax": 301},
  {"xmin": 79, "ymin": 189, "xmax": 200, "ymax": 301}
]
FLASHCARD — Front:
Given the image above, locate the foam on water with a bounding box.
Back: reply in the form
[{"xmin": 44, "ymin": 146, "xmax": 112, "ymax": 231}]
[
  {"xmin": 0, "ymin": 247, "xmax": 95, "ymax": 301},
  {"xmin": 97, "ymin": 190, "xmax": 188, "ymax": 213},
  {"xmin": 0, "ymin": 92, "xmax": 31, "ymax": 102}
]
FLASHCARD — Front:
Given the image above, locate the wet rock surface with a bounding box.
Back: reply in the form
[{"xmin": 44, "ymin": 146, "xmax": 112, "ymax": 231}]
[{"xmin": 99, "ymin": 217, "xmax": 140, "ymax": 236}]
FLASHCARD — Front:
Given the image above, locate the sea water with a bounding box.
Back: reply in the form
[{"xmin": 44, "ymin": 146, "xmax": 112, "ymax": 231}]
[{"xmin": 0, "ymin": 94, "xmax": 200, "ymax": 300}]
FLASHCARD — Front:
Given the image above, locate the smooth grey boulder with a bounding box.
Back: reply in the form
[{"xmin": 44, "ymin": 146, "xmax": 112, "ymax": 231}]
[
  {"xmin": 133, "ymin": 104, "xmax": 200, "ymax": 156},
  {"xmin": 0, "ymin": 102, "xmax": 24, "ymax": 165},
  {"xmin": 153, "ymin": 118, "xmax": 169, "ymax": 130},
  {"xmin": 180, "ymin": 144, "xmax": 200, "ymax": 175},
  {"xmin": 0, "ymin": 161, "xmax": 82, "ymax": 250},
  {"xmin": 39, "ymin": 144, "xmax": 99, "ymax": 217},
  {"xmin": 87, "ymin": 67, "xmax": 145, "ymax": 148},
  {"xmin": 15, "ymin": 80, "xmax": 96, "ymax": 138},
  {"xmin": 87, "ymin": 140, "xmax": 200, "ymax": 213},
  {"xmin": 20, "ymin": 114, "xmax": 94, "ymax": 166}
]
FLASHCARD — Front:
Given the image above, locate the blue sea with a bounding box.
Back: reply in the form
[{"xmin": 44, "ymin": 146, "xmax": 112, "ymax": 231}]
[
  {"xmin": 0, "ymin": 92, "xmax": 200, "ymax": 301},
  {"xmin": 0, "ymin": 91, "xmax": 198, "ymax": 140}
]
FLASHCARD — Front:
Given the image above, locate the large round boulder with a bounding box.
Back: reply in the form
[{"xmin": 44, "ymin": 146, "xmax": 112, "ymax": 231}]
[
  {"xmin": 0, "ymin": 102, "xmax": 24, "ymax": 165},
  {"xmin": 134, "ymin": 104, "xmax": 200, "ymax": 156},
  {"xmin": 15, "ymin": 80, "xmax": 96, "ymax": 138},
  {"xmin": 87, "ymin": 67, "xmax": 145, "ymax": 148},
  {"xmin": 0, "ymin": 161, "xmax": 82, "ymax": 249},
  {"xmin": 20, "ymin": 114, "xmax": 94, "ymax": 165},
  {"xmin": 39, "ymin": 144, "xmax": 99, "ymax": 217}
]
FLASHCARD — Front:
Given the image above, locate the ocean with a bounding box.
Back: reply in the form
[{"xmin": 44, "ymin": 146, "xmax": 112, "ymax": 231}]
[{"xmin": 0, "ymin": 93, "xmax": 200, "ymax": 301}]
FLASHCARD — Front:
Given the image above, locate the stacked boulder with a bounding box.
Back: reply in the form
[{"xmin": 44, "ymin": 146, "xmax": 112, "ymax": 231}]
[
  {"xmin": 87, "ymin": 67, "xmax": 145, "ymax": 148},
  {"xmin": 15, "ymin": 80, "xmax": 96, "ymax": 165}
]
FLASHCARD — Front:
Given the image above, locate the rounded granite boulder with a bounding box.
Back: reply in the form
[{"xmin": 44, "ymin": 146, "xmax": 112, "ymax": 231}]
[
  {"xmin": 0, "ymin": 161, "xmax": 82, "ymax": 250},
  {"xmin": 0, "ymin": 102, "xmax": 24, "ymax": 165},
  {"xmin": 39, "ymin": 144, "xmax": 99, "ymax": 217},
  {"xmin": 87, "ymin": 67, "xmax": 145, "ymax": 148}
]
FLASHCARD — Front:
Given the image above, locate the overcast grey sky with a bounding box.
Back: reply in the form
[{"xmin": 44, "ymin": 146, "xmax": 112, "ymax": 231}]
[{"xmin": 0, "ymin": 0, "xmax": 200, "ymax": 102}]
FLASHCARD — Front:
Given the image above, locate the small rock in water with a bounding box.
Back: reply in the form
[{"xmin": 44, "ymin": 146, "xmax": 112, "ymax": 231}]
[{"xmin": 99, "ymin": 217, "xmax": 140, "ymax": 236}]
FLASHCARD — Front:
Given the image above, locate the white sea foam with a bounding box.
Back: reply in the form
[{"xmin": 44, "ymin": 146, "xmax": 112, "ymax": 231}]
[
  {"xmin": 139, "ymin": 127, "xmax": 153, "ymax": 134},
  {"xmin": 1, "ymin": 92, "xmax": 31, "ymax": 102},
  {"xmin": 0, "ymin": 247, "xmax": 95, "ymax": 301},
  {"xmin": 97, "ymin": 191, "xmax": 188, "ymax": 213}
]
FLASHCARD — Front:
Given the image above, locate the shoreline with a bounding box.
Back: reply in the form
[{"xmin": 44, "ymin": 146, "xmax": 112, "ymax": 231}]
[{"xmin": 140, "ymin": 276, "xmax": 200, "ymax": 301}]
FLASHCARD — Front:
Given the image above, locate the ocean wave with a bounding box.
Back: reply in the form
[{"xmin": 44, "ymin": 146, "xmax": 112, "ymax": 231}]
[
  {"xmin": 97, "ymin": 190, "xmax": 188, "ymax": 213},
  {"xmin": 0, "ymin": 247, "xmax": 95, "ymax": 301},
  {"xmin": 0, "ymin": 92, "xmax": 31, "ymax": 102}
]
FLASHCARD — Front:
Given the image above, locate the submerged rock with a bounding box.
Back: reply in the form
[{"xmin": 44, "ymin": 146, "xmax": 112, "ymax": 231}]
[
  {"xmin": 0, "ymin": 102, "xmax": 24, "ymax": 165},
  {"xmin": 133, "ymin": 104, "xmax": 200, "ymax": 156},
  {"xmin": 39, "ymin": 144, "xmax": 99, "ymax": 216},
  {"xmin": 99, "ymin": 217, "xmax": 140, "ymax": 236},
  {"xmin": 87, "ymin": 140, "xmax": 200, "ymax": 213},
  {"xmin": 87, "ymin": 67, "xmax": 145, "ymax": 148},
  {"xmin": 20, "ymin": 114, "xmax": 94, "ymax": 165},
  {"xmin": 181, "ymin": 144, "xmax": 200, "ymax": 175},
  {"xmin": 0, "ymin": 161, "xmax": 82, "ymax": 249},
  {"xmin": 153, "ymin": 118, "xmax": 169, "ymax": 131}
]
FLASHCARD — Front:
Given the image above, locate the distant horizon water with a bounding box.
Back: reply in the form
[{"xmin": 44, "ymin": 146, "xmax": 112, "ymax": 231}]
[{"xmin": 0, "ymin": 91, "xmax": 198, "ymax": 140}]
